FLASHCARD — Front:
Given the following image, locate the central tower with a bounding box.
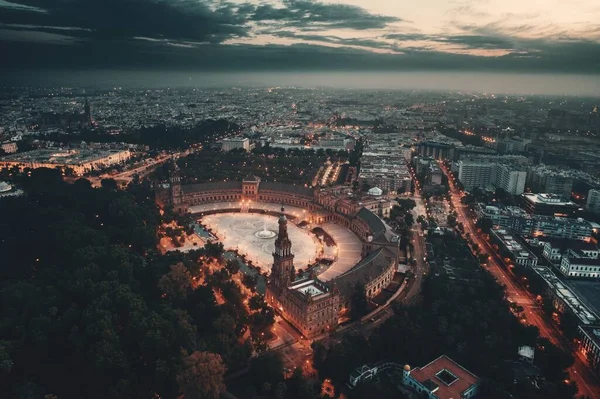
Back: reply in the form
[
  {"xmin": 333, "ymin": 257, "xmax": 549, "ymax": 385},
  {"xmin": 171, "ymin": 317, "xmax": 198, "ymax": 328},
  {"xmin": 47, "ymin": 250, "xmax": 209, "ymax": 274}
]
[{"xmin": 271, "ymin": 207, "xmax": 295, "ymax": 289}]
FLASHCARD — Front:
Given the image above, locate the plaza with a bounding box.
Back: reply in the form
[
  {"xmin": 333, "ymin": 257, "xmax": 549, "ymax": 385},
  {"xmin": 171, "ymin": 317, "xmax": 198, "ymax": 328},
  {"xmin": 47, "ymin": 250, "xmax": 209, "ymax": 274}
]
[{"xmin": 201, "ymin": 213, "xmax": 319, "ymax": 272}]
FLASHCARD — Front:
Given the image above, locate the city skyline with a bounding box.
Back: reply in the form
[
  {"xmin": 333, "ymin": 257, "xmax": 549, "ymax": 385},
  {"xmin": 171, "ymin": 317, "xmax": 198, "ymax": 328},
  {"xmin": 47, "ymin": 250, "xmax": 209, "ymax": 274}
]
[{"xmin": 1, "ymin": 0, "xmax": 599, "ymax": 75}]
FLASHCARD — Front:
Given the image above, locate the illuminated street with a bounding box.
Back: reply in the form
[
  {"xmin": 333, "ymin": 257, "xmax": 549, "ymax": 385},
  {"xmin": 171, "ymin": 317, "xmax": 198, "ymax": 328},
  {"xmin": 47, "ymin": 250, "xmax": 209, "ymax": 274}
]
[{"xmin": 439, "ymin": 161, "xmax": 600, "ymax": 399}]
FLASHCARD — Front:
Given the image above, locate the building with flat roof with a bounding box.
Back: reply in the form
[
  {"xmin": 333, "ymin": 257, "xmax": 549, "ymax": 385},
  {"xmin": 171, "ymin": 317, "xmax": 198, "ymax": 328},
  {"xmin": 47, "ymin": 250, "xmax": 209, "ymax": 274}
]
[
  {"xmin": 0, "ymin": 148, "xmax": 131, "ymax": 176},
  {"xmin": 532, "ymin": 216, "xmax": 594, "ymax": 241},
  {"xmin": 475, "ymin": 204, "xmax": 534, "ymax": 234},
  {"xmin": 402, "ymin": 355, "xmax": 480, "ymax": 399},
  {"xmin": 490, "ymin": 228, "xmax": 538, "ymax": 268},
  {"xmin": 458, "ymin": 157, "xmax": 527, "ymax": 195},
  {"xmin": 521, "ymin": 193, "xmax": 579, "ymax": 216},
  {"xmin": 221, "ymin": 137, "xmax": 250, "ymax": 152},
  {"xmin": 531, "ymin": 266, "xmax": 598, "ymax": 326},
  {"xmin": 476, "ymin": 203, "xmax": 594, "ymax": 241},
  {"xmin": 559, "ymin": 255, "xmax": 600, "ymax": 279},
  {"xmin": 542, "ymin": 239, "xmax": 599, "ymax": 264}
]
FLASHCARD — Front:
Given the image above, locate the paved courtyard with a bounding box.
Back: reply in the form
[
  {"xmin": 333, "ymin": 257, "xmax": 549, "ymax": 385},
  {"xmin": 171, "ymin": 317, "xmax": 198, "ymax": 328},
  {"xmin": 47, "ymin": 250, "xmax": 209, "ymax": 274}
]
[
  {"xmin": 317, "ymin": 222, "xmax": 363, "ymax": 281},
  {"xmin": 201, "ymin": 213, "xmax": 319, "ymax": 272}
]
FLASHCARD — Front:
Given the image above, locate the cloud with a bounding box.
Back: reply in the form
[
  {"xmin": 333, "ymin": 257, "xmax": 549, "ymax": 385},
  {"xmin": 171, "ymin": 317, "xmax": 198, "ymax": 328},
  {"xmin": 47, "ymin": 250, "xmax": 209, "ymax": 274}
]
[
  {"xmin": 251, "ymin": 0, "xmax": 401, "ymax": 30},
  {"xmin": 0, "ymin": 0, "xmax": 45, "ymax": 13},
  {"xmin": 0, "ymin": 0, "xmax": 253, "ymax": 43},
  {"xmin": 0, "ymin": 0, "xmax": 598, "ymax": 75},
  {"xmin": 269, "ymin": 30, "xmax": 400, "ymax": 52}
]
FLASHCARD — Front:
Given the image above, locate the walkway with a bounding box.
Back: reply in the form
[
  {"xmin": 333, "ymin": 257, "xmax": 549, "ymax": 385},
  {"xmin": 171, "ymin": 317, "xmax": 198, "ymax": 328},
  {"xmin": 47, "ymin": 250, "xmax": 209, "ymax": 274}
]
[{"xmin": 317, "ymin": 222, "xmax": 363, "ymax": 281}]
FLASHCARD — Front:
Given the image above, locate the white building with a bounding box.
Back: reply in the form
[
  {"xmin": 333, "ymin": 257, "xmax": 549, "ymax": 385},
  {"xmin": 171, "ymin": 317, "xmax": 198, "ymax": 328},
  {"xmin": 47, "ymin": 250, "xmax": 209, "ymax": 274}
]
[
  {"xmin": 542, "ymin": 239, "xmax": 599, "ymax": 264},
  {"xmin": 579, "ymin": 326, "xmax": 600, "ymax": 372},
  {"xmin": 458, "ymin": 161, "xmax": 493, "ymax": 191},
  {"xmin": 1, "ymin": 141, "xmax": 17, "ymax": 154},
  {"xmin": 559, "ymin": 253, "xmax": 600, "ymax": 279},
  {"xmin": 458, "ymin": 160, "xmax": 526, "ymax": 195},
  {"xmin": 221, "ymin": 137, "xmax": 250, "ymax": 152},
  {"xmin": 587, "ymin": 189, "xmax": 600, "ymax": 214}
]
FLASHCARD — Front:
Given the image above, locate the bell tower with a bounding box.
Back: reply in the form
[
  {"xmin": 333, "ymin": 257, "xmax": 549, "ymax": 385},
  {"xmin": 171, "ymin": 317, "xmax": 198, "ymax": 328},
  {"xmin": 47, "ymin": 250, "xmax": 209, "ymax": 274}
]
[
  {"xmin": 170, "ymin": 161, "xmax": 183, "ymax": 206},
  {"xmin": 271, "ymin": 207, "xmax": 295, "ymax": 289}
]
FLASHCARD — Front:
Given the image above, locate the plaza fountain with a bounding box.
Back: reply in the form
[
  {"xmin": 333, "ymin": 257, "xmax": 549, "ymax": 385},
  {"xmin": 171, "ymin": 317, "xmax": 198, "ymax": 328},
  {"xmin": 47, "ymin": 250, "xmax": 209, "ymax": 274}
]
[{"xmin": 254, "ymin": 220, "xmax": 277, "ymax": 239}]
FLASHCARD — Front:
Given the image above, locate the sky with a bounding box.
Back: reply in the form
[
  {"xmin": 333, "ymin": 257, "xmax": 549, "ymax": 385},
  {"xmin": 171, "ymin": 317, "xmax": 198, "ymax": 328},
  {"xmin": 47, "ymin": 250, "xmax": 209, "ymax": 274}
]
[{"xmin": 0, "ymin": 0, "xmax": 599, "ymax": 74}]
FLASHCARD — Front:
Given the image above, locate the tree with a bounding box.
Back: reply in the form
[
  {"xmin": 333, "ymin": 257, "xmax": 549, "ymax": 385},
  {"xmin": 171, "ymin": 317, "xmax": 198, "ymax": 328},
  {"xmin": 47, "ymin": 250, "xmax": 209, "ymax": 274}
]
[
  {"xmin": 204, "ymin": 242, "xmax": 224, "ymax": 259},
  {"xmin": 447, "ymin": 214, "xmax": 457, "ymax": 227},
  {"xmin": 477, "ymin": 217, "xmax": 494, "ymax": 232},
  {"xmin": 101, "ymin": 178, "xmax": 118, "ymax": 191},
  {"xmin": 177, "ymin": 351, "xmax": 226, "ymax": 399},
  {"xmin": 350, "ymin": 283, "xmax": 368, "ymax": 319},
  {"xmin": 225, "ymin": 259, "xmax": 240, "ymax": 274},
  {"xmin": 159, "ymin": 263, "xmax": 194, "ymax": 302},
  {"xmin": 478, "ymin": 253, "xmax": 489, "ymax": 264},
  {"xmin": 242, "ymin": 274, "xmax": 258, "ymax": 292},
  {"xmin": 397, "ymin": 198, "xmax": 417, "ymax": 211},
  {"xmin": 247, "ymin": 352, "xmax": 284, "ymax": 389},
  {"xmin": 404, "ymin": 213, "xmax": 415, "ymax": 227}
]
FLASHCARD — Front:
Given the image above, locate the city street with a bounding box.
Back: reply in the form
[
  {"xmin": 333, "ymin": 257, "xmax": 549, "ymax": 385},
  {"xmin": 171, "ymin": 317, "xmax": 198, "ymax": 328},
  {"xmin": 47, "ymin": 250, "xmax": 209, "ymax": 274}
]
[{"xmin": 439, "ymin": 162, "xmax": 600, "ymax": 399}]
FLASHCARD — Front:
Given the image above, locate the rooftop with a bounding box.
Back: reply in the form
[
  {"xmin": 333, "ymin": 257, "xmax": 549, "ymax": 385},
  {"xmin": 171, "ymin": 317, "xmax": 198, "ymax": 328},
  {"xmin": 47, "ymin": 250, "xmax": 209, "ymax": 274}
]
[
  {"xmin": 491, "ymin": 228, "xmax": 538, "ymax": 262},
  {"xmin": 0, "ymin": 148, "xmax": 129, "ymax": 166},
  {"xmin": 522, "ymin": 193, "xmax": 577, "ymax": 206},
  {"xmin": 334, "ymin": 247, "xmax": 396, "ymax": 298},
  {"xmin": 409, "ymin": 355, "xmax": 479, "ymax": 399},
  {"xmin": 532, "ymin": 267, "xmax": 598, "ymax": 325},
  {"xmin": 289, "ymin": 278, "xmax": 332, "ymax": 300},
  {"xmin": 222, "ymin": 137, "xmax": 249, "ymax": 142},
  {"xmin": 565, "ymin": 257, "xmax": 600, "ymax": 266},
  {"xmin": 544, "ymin": 238, "xmax": 598, "ymax": 252},
  {"xmin": 478, "ymin": 203, "xmax": 531, "ymax": 218}
]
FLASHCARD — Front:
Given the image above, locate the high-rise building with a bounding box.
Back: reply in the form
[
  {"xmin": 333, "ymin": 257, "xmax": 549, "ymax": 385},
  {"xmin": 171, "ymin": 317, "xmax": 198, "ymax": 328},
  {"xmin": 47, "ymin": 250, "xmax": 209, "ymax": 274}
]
[
  {"xmin": 527, "ymin": 166, "xmax": 574, "ymax": 199},
  {"xmin": 458, "ymin": 160, "xmax": 494, "ymax": 191},
  {"xmin": 458, "ymin": 158, "xmax": 526, "ymax": 195},
  {"xmin": 587, "ymin": 189, "xmax": 600, "ymax": 214},
  {"xmin": 494, "ymin": 164, "xmax": 527, "ymax": 195}
]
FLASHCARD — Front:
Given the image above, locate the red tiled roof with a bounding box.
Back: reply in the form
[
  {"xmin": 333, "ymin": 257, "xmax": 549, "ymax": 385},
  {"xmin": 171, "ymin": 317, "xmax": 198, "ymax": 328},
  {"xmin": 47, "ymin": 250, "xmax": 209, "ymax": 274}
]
[{"xmin": 409, "ymin": 355, "xmax": 479, "ymax": 399}]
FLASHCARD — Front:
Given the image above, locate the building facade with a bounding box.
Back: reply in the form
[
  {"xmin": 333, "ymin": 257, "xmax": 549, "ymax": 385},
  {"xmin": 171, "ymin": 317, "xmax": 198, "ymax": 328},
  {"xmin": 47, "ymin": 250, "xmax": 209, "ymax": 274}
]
[
  {"xmin": 579, "ymin": 326, "xmax": 600, "ymax": 376},
  {"xmin": 476, "ymin": 203, "xmax": 594, "ymax": 241},
  {"xmin": 265, "ymin": 211, "xmax": 342, "ymax": 339},
  {"xmin": 521, "ymin": 193, "xmax": 579, "ymax": 216},
  {"xmin": 0, "ymin": 148, "xmax": 131, "ymax": 175},
  {"xmin": 221, "ymin": 137, "xmax": 250, "ymax": 152},
  {"xmin": 528, "ymin": 166, "xmax": 574, "ymax": 200},
  {"xmin": 542, "ymin": 239, "xmax": 599, "ymax": 264},
  {"xmin": 559, "ymin": 254, "xmax": 600, "ymax": 279},
  {"xmin": 587, "ymin": 189, "xmax": 600, "ymax": 214},
  {"xmin": 458, "ymin": 159, "xmax": 526, "ymax": 195},
  {"xmin": 490, "ymin": 228, "xmax": 538, "ymax": 268}
]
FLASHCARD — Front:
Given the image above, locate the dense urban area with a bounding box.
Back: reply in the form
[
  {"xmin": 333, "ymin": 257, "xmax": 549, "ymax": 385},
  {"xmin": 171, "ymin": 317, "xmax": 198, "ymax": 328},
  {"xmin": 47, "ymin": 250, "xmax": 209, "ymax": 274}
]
[{"xmin": 2, "ymin": 87, "xmax": 600, "ymax": 399}]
